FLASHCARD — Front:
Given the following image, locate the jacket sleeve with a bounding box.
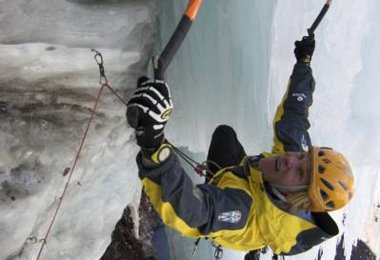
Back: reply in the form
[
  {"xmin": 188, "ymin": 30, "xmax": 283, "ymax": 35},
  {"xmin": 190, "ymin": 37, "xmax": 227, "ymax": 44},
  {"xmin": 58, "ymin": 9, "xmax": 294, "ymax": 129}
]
[
  {"xmin": 272, "ymin": 63, "xmax": 315, "ymax": 154},
  {"xmin": 284, "ymin": 212, "xmax": 339, "ymax": 255},
  {"xmin": 137, "ymin": 153, "xmax": 252, "ymax": 238}
]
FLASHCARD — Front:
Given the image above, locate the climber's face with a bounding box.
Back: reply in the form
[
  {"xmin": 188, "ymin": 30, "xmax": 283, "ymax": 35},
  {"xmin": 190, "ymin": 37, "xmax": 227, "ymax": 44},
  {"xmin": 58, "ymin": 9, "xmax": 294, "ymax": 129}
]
[{"xmin": 259, "ymin": 151, "xmax": 311, "ymax": 188}]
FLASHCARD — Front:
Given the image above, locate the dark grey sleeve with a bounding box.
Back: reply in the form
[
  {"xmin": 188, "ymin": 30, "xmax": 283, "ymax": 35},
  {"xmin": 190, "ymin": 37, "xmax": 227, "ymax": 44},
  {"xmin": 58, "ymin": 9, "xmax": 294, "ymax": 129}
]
[
  {"xmin": 137, "ymin": 153, "xmax": 252, "ymax": 236},
  {"xmin": 285, "ymin": 212, "xmax": 339, "ymax": 255},
  {"xmin": 274, "ymin": 63, "xmax": 315, "ymax": 152}
]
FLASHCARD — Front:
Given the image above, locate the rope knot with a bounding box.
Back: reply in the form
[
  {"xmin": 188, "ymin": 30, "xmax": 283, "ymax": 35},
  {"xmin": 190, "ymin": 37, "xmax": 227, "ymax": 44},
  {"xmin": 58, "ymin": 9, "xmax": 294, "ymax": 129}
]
[{"xmin": 194, "ymin": 164, "xmax": 207, "ymax": 177}]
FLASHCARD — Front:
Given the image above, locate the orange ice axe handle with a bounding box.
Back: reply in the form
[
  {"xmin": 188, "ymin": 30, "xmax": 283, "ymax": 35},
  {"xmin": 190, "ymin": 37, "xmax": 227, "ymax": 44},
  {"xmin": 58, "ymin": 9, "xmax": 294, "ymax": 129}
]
[{"xmin": 155, "ymin": 0, "xmax": 202, "ymax": 80}]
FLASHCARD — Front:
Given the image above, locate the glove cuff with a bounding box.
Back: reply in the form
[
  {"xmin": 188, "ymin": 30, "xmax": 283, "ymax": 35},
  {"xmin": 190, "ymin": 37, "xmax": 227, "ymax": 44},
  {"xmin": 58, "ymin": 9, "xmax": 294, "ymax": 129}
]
[
  {"xmin": 297, "ymin": 55, "xmax": 312, "ymax": 65},
  {"xmin": 141, "ymin": 142, "xmax": 172, "ymax": 164}
]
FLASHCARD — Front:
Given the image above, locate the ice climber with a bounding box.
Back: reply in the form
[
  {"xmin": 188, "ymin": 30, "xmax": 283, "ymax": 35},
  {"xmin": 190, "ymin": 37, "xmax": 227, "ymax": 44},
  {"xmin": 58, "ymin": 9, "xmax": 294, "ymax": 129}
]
[{"xmin": 126, "ymin": 35, "xmax": 355, "ymax": 256}]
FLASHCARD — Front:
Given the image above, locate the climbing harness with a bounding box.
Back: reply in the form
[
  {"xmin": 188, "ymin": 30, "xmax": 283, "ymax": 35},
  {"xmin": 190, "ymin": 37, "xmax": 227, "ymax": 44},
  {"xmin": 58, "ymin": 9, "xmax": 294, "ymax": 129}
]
[
  {"xmin": 211, "ymin": 241, "xmax": 224, "ymax": 260},
  {"xmin": 192, "ymin": 237, "xmax": 201, "ymax": 256},
  {"xmin": 272, "ymin": 254, "xmax": 286, "ymax": 260},
  {"xmin": 191, "ymin": 238, "xmax": 224, "ymax": 260}
]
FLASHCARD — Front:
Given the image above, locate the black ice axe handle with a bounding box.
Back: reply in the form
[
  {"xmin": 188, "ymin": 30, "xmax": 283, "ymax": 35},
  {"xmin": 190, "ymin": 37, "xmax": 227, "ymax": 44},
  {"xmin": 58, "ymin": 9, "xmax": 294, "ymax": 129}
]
[
  {"xmin": 127, "ymin": 0, "xmax": 202, "ymax": 129},
  {"xmin": 307, "ymin": 0, "xmax": 332, "ymax": 36},
  {"xmin": 154, "ymin": 0, "xmax": 203, "ymax": 80}
]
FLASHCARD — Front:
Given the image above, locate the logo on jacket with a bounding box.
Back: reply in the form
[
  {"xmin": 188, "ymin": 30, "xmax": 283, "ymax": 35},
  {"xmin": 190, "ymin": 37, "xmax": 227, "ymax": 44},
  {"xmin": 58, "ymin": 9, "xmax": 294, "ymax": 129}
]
[
  {"xmin": 292, "ymin": 93, "xmax": 307, "ymax": 102},
  {"xmin": 301, "ymin": 134, "xmax": 309, "ymax": 151},
  {"xmin": 217, "ymin": 210, "xmax": 242, "ymax": 223}
]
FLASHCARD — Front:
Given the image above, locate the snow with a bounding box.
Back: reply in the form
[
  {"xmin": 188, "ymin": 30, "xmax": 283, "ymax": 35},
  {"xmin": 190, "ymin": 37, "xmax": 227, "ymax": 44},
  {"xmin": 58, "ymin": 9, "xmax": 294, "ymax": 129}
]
[{"xmin": 1, "ymin": 0, "xmax": 379, "ymax": 259}]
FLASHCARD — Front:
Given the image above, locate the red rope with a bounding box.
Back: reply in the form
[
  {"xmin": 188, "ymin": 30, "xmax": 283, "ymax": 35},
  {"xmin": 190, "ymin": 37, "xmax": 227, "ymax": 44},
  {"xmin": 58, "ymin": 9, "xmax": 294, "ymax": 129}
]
[
  {"xmin": 194, "ymin": 165, "xmax": 207, "ymax": 178},
  {"xmin": 35, "ymin": 84, "xmax": 127, "ymax": 260}
]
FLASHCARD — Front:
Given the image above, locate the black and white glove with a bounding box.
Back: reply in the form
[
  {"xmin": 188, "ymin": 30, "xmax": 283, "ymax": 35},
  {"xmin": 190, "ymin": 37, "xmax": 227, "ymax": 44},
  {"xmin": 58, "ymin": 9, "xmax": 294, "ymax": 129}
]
[
  {"xmin": 294, "ymin": 34, "xmax": 315, "ymax": 65},
  {"xmin": 126, "ymin": 77, "xmax": 173, "ymax": 150}
]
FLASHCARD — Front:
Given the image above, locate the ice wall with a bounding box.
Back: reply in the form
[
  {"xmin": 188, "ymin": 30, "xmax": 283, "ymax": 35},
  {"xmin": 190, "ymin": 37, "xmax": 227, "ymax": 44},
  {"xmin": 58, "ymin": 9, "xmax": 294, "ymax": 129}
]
[
  {"xmin": 159, "ymin": 0, "xmax": 277, "ymax": 154},
  {"xmin": 0, "ymin": 1, "xmax": 156, "ymax": 259}
]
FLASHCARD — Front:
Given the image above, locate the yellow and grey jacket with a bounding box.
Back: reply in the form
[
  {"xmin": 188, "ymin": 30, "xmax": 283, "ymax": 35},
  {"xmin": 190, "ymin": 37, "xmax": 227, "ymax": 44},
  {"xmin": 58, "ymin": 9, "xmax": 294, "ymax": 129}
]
[{"xmin": 137, "ymin": 63, "xmax": 339, "ymax": 255}]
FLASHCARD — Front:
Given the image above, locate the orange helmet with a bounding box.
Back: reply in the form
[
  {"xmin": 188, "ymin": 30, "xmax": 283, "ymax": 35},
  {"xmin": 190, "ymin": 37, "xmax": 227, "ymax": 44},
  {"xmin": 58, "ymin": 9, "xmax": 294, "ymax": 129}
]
[{"xmin": 308, "ymin": 147, "xmax": 355, "ymax": 212}]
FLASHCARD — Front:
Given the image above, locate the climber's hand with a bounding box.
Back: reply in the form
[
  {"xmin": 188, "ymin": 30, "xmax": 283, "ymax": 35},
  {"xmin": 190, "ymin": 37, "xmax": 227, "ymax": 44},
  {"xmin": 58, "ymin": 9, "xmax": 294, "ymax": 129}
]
[
  {"xmin": 126, "ymin": 76, "xmax": 173, "ymax": 149},
  {"xmin": 294, "ymin": 34, "xmax": 315, "ymax": 65}
]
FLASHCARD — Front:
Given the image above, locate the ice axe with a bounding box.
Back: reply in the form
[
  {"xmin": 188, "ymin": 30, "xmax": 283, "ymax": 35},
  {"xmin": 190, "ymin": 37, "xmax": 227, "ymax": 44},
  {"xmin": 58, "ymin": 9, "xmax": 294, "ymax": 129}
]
[
  {"xmin": 127, "ymin": 0, "xmax": 202, "ymax": 128},
  {"xmin": 154, "ymin": 0, "xmax": 203, "ymax": 80},
  {"xmin": 307, "ymin": 0, "xmax": 332, "ymax": 36}
]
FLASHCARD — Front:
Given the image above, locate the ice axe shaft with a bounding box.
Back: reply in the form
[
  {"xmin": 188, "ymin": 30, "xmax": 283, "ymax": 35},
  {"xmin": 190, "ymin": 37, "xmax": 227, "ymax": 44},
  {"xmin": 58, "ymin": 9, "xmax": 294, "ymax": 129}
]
[
  {"xmin": 307, "ymin": 0, "xmax": 332, "ymax": 36},
  {"xmin": 154, "ymin": 0, "xmax": 202, "ymax": 80},
  {"xmin": 127, "ymin": 1, "xmax": 202, "ymax": 128}
]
